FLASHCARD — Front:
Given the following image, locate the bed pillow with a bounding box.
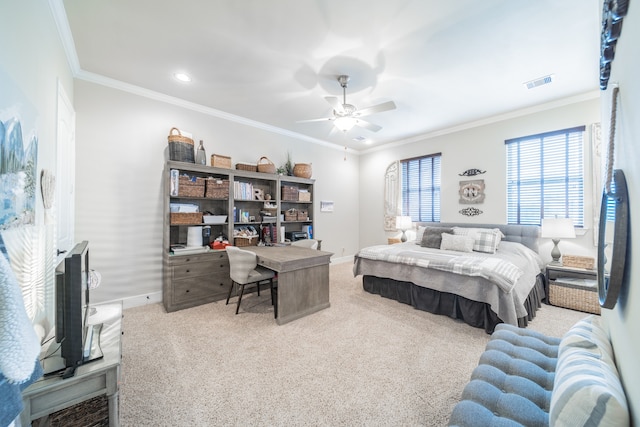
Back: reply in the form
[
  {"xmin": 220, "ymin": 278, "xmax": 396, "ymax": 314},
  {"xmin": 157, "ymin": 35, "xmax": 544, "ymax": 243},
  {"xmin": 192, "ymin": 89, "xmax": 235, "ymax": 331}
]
[
  {"xmin": 414, "ymin": 226, "xmax": 426, "ymax": 244},
  {"xmin": 420, "ymin": 227, "xmax": 454, "ymax": 248},
  {"xmin": 440, "ymin": 233, "xmax": 474, "ymax": 252},
  {"xmin": 453, "ymin": 227, "xmax": 504, "ymax": 253}
]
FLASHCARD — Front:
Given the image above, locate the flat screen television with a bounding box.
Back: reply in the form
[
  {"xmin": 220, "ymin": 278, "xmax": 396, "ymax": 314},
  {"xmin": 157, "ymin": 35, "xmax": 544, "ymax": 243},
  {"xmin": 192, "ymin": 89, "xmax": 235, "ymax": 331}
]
[{"xmin": 53, "ymin": 240, "xmax": 91, "ymax": 376}]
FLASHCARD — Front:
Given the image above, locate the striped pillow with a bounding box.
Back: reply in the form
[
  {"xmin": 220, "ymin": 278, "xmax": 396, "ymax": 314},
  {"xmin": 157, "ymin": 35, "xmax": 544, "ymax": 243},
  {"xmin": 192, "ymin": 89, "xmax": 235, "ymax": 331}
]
[{"xmin": 550, "ymin": 316, "xmax": 629, "ymax": 426}]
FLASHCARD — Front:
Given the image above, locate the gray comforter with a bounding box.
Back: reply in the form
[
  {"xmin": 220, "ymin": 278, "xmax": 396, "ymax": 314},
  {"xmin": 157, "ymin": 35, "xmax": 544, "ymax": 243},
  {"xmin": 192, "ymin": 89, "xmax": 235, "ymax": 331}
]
[{"xmin": 353, "ymin": 241, "xmax": 544, "ymax": 325}]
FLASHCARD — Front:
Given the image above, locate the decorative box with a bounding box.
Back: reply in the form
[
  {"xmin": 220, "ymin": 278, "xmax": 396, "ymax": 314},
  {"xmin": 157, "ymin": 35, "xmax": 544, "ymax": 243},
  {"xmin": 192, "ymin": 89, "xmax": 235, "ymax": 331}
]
[{"xmin": 211, "ymin": 154, "xmax": 232, "ymax": 169}]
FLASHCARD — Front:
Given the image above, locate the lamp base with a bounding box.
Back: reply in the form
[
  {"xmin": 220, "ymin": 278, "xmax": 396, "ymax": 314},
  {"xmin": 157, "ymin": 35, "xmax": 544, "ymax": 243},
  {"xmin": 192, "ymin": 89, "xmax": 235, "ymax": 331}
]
[
  {"xmin": 401, "ymin": 231, "xmax": 408, "ymax": 242},
  {"xmin": 550, "ymin": 238, "xmax": 562, "ymax": 264}
]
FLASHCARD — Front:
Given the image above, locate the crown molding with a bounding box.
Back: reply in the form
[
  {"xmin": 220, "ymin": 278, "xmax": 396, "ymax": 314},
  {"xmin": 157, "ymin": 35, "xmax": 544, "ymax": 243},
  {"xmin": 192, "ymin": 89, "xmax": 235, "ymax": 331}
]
[{"xmin": 361, "ymin": 90, "xmax": 601, "ymax": 154}]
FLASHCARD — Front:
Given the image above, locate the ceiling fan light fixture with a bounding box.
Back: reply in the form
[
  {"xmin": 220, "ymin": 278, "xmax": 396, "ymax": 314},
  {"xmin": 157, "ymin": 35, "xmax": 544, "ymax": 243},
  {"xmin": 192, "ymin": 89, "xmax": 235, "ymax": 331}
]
[{"xmin": 334, "ymin": 116, "xmax": 357, "ymax": 132}]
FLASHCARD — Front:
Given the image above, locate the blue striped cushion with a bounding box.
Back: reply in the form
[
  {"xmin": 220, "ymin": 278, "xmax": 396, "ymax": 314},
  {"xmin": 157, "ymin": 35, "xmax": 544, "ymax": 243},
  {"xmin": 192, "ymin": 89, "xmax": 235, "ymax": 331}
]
[{"xmin": 550, "ymin": 316, "xmax": 629, "ymax": 426}]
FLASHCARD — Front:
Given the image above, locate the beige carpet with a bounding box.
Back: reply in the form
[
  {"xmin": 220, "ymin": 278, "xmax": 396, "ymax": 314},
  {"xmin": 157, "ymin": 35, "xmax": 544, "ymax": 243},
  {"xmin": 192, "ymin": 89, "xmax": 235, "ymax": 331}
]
[{"xmin": 119, "ymin": 261, "xmax": 587, "ymax": 426}]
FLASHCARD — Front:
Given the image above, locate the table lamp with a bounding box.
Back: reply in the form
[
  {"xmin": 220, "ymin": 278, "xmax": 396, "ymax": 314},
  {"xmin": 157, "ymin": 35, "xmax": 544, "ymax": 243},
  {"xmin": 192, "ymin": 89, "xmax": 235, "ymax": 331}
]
[
  {"xmin": 396, "ymin": 216, "xmax": 413, "ymax": 242},
  {"xmin": 541, "ymin": 218, "xmax": 576, "ymax": 265}
]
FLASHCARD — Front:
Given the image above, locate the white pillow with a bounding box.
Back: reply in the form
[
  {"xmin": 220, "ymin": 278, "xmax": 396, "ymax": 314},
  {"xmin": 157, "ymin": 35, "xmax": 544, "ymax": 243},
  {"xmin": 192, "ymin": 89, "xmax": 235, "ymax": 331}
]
[
  {"xmin": 414, "ymin": 226, "xmax": 426, "ymax": 244},
  {"xmin": 440, "ymin": 233, "xmax": 474, "ymax": 252}
]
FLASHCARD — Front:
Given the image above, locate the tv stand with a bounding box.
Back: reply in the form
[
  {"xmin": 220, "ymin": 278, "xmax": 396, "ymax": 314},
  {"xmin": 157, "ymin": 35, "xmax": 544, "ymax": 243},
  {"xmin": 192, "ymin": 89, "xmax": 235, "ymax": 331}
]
[{"xmin": 21, "ymin": 303, "xmax": 122, "ymax": 426}]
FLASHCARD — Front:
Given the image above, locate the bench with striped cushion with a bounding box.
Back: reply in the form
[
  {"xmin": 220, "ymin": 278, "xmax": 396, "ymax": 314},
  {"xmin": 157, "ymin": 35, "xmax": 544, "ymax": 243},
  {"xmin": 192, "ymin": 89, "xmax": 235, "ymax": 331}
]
[{"xmin": 449, "ymin": 316, "xmax": 629, "ymax": 426}]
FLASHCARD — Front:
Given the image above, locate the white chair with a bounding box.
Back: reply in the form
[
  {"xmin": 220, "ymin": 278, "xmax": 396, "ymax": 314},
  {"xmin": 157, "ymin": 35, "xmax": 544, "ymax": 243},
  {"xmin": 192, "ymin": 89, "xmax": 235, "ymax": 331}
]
[
  {"xmin": 291, "ymin": 239, "xmax": 318, "ymax": 250},
  {"xmin": 225, "ymin": 246, "xmax": 276, "ymax": 316}
]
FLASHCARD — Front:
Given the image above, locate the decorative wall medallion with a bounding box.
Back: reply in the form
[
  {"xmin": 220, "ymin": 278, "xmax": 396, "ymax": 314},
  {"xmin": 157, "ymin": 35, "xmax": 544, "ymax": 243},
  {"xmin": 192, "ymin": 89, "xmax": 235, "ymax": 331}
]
[
  {"xmin": 459, "ymin": 207, "xmax": 483, "ymax": 217},
  {"xmin": 459, "ymin": 179, "xmax": 485, "ymax": 204},
  {"xmin": 458, "ymin": 168, "xmax": 486, "ymax": 177}
]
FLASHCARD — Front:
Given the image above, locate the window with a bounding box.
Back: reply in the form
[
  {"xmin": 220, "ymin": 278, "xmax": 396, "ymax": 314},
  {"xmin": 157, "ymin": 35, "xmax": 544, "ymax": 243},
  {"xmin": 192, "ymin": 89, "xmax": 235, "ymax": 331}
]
[
  {"xmin": 506, "ymin": 126, "xmax": 585, "ymax": 226},
  {"xmin": 401, "ymin": 153, "xmax": 441, "ymax": 222}
]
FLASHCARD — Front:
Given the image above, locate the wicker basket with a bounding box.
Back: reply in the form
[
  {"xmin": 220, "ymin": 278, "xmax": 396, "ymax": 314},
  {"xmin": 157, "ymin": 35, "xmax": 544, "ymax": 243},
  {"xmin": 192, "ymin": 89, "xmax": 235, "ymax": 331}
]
[
  {"xmin": 281, "ymin": 185, "xmax": 299, "ymax": 201},
  {"xmin": 297, "ymin": 210, "xmax": 309, "ymax": 221},
  {"xmin": 211, "ymin": 154, "xmax": 232, "ymax": 169},
  {"xmin": 257, "ymin": 156, "xmax": 276, "ymax": 174},
  {"xmin": 562, "ymin": 255, "xmax": 595, "ymax": 270},
  {"xmin": 293, "ymin": 163, "xmax": 312, "ymax": 179},
  {"xmin": 234, "ymin": 236, "xmax": 259, "ymax": 247},
  {"xmin": 167, "ymin": 127, "xmax": 194, "ymax": 163},
  {"xmin": 549, "ymin": 278, "xmax": 600, "ymax": 314},
  {"xmin": 235, "ymin": 163, "xmax": 257, "ymax": 172},
  {"xmin": 177, "ymin": 175, "xmax": 205, "ymax": 197},
  {"xmin": 298, "ymin": 191, "xmax": 311, "ymax": 202},
  {"xmin": 205, "ymin": 178, "xmax": 229, "ymax": 199},
  {"xmin": 284, "ymin": 209, "xmax": 298, "ymax": 221},
  {"xmin": 170, "ymin": 212, "xmax": 203, "ymax": 225}
]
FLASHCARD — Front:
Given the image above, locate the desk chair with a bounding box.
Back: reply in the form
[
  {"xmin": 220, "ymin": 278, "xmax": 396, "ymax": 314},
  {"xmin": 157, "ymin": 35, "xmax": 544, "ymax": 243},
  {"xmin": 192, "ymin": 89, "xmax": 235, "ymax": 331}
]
[
  {"xmin": 291, "ymin": 239, "xmax": 318, "ymax": 250},
  {"xmin": 225, "ymin": 246, "xmax": 277, "ymax": 316}
]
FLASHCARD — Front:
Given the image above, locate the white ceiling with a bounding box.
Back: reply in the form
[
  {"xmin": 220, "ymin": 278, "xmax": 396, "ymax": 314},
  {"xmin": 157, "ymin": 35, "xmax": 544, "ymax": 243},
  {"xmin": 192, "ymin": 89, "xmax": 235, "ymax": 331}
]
[{"xmin": 59, "ymin": 0, "xmax": 600, "ymax": 151}]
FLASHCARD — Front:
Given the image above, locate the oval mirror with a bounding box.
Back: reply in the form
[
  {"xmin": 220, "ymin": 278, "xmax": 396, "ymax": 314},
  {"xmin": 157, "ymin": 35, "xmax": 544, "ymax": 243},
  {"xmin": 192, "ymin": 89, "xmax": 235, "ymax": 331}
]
[{"xmin": 597, "ymin": 169, "xmax": 629, "ymax": 309}]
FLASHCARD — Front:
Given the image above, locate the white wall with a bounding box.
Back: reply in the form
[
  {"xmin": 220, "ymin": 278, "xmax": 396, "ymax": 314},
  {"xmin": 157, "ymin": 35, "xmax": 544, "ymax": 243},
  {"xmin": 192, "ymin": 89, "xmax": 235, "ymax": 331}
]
[
  {"xmin": 0, "ymin": 0, "xmax": 74, "ymax": 330},
  {"xmin": 600, "ymin": 0, "xmax": 640, "ymax": 422},
  {"xmin": 73, "ymin": 80, "xmax": 360, "ymax": 306},
  {"xmin": 358, "ymin": 98, "xmax": 601, "ymax": 264}
]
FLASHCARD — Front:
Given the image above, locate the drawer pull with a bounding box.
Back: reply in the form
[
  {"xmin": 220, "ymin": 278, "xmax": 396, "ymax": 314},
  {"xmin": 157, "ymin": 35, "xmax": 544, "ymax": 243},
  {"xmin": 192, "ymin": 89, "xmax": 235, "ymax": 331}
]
[
  {"xmin": 185, "ymin": 289, "xmax": 190, "ymax": 293},
  {"xmin": 186, "ymin": 269, "xmax": 190, "ymax": 273}
]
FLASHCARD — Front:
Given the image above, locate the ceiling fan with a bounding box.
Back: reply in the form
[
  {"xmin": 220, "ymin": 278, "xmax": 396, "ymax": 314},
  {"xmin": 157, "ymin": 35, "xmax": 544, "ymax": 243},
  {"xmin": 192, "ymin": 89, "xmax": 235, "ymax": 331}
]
[{"xmin": 298, "ymin": 75, "xmax": 396, "ymax": 132}]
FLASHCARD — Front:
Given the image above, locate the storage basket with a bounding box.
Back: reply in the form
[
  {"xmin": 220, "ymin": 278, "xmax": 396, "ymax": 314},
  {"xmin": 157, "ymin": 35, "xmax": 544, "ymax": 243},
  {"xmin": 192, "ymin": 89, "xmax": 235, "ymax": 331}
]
[
  {"xmin": 167, "ymin": 127, "xmax": 195, "ymax": 163},
  {"xmin": 281, "ymin": 185, "xmax": 299, "ymax": 201},
  {"xmin": 177, "ymin": 175, "xmax": 205, "ymax": 197},
  {"xmin": 298, "ymin": 191, "xmax": 311, "ymax": 202},
  {"xmin": 284, "ymin": 209, "xmax": 298, "ymax": 221},
  {"xmin": 549, "ymin": 278, "xmax": 600, "ymax": 314},
  {"xmin": 235, "ymin": 163, "xmax": 257, "ymax": 172},
  {"xmin": 234, "ymin": 236, "xmax": 259, "ymax": 247},
  {"xmin": 257, "ymin": 156, "xmax": 276, "ymax": 174},
  {"xmin": 205, "ymin": 178, "xmax": 229, "ymax": 199},
  {"xmin": 293, "ymin": 163, "xmax": 312, "ymax": 179},
  {"xmin": 170, "ymin": 212, "xmax": 203, "ymax": 225},
  {"xmin": 297, "ymin": 210, "xmax": 309, "ymax": 221},
  {"xmin": 211, "ymin": 154, "xmax": 232, "ymax": 169},
  {"xmin": 562, "ymin": 255, "xmax": 595, "ymax": 270}
]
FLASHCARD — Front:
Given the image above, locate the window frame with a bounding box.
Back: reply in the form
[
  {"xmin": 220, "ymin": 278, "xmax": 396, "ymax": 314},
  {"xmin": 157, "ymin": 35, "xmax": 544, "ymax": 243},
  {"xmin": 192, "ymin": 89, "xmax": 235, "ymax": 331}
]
[
  {"xmin": 400, "ymin": 153, "xmax": 442, "ymax": 223},
  {"xmin": 505, "ymin": 126, "xmax": 586, "ymax": 226}
]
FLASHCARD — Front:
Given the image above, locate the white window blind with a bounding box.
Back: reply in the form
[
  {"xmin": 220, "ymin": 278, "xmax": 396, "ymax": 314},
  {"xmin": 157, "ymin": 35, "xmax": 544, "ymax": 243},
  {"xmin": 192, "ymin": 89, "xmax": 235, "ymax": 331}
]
[
  {"xmin": 506, "ymin": 126, "xmax": 585, "ymax": 226},
  {"xmin": 401, "ymin": 154, "xmax": 441, "ymax": 222}
]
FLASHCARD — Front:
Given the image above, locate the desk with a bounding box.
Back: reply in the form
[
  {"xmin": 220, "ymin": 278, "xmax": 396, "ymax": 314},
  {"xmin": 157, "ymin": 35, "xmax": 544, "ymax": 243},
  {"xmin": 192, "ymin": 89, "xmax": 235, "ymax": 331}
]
[
  {"xmin": 21, "ymin": 303, "xmax": 122, "ymax": 426},
  {"xmin": 246, "ymin": 246, "xmax": 332, "ymax": 325}
]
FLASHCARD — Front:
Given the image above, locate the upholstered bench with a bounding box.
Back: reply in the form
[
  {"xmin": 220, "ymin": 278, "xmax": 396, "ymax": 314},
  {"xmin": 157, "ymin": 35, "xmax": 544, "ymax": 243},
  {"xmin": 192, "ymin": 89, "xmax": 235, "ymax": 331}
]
[{"xmin": 449, "ymin": 316, "xmax": 629, "ymax": 426}]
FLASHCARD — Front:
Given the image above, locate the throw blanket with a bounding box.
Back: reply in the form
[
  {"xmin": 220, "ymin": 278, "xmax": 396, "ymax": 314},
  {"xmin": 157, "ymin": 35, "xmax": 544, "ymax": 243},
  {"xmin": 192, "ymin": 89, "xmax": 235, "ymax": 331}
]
[{"xmin": 356, "ymin": 245, "xmax": 523, "ymax": 293}]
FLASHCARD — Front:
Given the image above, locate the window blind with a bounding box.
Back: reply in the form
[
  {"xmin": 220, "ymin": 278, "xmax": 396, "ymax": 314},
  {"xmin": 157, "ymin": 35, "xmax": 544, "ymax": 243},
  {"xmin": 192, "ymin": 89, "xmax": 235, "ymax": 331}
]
[
  {"xmin": 506, "ymin": 126, "xmax": 585, "ymax": 226},
  {"xmin": 401, "ymin": 154, "xmax": 441, "ymax": 222}
]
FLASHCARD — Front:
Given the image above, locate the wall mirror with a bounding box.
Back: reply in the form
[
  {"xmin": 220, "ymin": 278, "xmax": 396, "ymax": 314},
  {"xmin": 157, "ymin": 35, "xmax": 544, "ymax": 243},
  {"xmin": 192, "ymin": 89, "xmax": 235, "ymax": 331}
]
[{"xmin": 597, "ymin": 168, "xmax": 629, "ymax": 309}]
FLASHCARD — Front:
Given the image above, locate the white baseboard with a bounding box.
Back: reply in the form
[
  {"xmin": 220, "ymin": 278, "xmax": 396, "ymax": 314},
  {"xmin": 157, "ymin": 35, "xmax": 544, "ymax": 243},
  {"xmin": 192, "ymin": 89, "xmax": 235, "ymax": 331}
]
[
  {"xmin": 120, "ymin": 291, "xmax": 163, "ymax": 309},
  {"xmin": 331, "ymin": 255, "xmax": 354, "ymax": 265}
]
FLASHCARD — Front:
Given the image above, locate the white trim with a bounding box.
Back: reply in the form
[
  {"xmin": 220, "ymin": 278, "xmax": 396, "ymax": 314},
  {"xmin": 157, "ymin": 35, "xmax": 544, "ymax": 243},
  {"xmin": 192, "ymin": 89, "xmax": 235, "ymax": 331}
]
[
  {"xmin": 47, "ymin": 0, "xmax": 80, "ymax": 74},
  {"xmin": 361, "ymin": 90, "xmax": 601, "ymax": 154}
]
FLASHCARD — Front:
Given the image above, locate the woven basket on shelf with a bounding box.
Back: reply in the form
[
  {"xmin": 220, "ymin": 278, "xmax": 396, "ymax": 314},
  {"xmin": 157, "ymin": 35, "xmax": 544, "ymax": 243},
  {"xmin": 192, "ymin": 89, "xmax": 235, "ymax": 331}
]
[
  {"xmin": 205, "ymin": 178, "xmax": 229, "ymax": 199},
  {"xmin": 549, "ymin": 281, "xmax": 600, "ymax": 314},
  {"xmin": 235, "ymin": 163, "xmax": 257, "ymax": 172},
  {"xmin": 234, "ymin": 236, "xmax": 258, "ymax": 247},
  {"xmin": 293, "ymin": 163, "xmax": 312, "ymax": 178},
  {"xmin": 170, "ymin": 212, "xmax": 203, "ymax": 225},
  {"xmin": 177, "ymin": 175, "xmax": 205, "ymax": 197},
  {"xmin": 257, "ymin": 156, "xmax": 276, "ymax": 174},
  {"xmin": 284, "ymin": 209, "xmax": 298, "ymax": 222},
  {"xmin": 167, "ymin": 127, "xmax": 195, "ymax": 163},
  {"xmin": 281, "ymin": 185, "xmax": 298, "ymax": 201}
]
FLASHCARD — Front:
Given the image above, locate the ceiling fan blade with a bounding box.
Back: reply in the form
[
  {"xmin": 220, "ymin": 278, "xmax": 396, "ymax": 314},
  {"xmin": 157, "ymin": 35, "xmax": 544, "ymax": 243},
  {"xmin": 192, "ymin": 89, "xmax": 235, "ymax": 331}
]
[
  {"xmin": 296, "ymin": 117, "xmax": 334, "ymax": 124},
  {"xmin": 354, "ymin": 100, "xmax": 396, "ymax": 117},
  {"xmin": 324, "ymin": 96, "xmax": 345, "ymax": 114},
  {"xmin": 355, "ymin": 119, "xmax": 382, "ymax": 132}
]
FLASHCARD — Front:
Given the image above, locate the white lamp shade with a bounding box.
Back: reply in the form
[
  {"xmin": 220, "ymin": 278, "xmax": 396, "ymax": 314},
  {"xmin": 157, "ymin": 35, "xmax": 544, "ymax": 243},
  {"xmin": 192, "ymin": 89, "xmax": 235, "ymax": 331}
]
[
  {"xmin": 541, "ymin": 218, "xmax": 576, "ymax": 239},
  {"xmin": 395, "ymin": 216, "xmax": 413, "ymax": 231}
]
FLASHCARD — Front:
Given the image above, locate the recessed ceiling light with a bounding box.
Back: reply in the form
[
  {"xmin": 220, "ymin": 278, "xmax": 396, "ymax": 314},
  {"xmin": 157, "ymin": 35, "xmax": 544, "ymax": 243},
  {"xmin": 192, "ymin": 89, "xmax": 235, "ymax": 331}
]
[{"xmin": 173, "ymin": 72, "xmax": 192, "ymax": 83}]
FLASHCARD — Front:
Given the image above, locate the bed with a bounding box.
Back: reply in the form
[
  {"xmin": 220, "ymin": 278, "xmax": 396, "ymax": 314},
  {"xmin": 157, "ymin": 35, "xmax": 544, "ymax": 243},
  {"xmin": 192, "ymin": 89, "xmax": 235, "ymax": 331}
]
[{"xmin": 353, "ymin": 223, "xmax": 545, "ymax": 333}]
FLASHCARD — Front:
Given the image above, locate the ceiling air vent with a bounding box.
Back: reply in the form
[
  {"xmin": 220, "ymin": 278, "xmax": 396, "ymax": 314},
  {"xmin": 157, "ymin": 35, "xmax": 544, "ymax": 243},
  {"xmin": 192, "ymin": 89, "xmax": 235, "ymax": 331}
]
[{"xmin": 524, "ymin": 74, "xmax": 554, "ymax": 89}]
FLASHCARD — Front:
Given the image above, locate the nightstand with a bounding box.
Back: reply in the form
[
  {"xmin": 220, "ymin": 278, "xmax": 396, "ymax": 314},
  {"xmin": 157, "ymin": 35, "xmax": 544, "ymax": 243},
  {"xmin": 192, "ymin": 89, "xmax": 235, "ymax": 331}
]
[{"xmin": 545, "ymin": 264, "xmax": 600, "ymax": 314}]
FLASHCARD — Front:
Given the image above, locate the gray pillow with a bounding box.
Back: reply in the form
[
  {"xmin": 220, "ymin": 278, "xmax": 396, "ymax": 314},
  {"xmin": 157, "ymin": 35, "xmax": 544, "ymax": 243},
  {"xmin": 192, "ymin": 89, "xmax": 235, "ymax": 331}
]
[{"xmin": 420, "ymin": 227, "xmax": 454, "ymax": 248}]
